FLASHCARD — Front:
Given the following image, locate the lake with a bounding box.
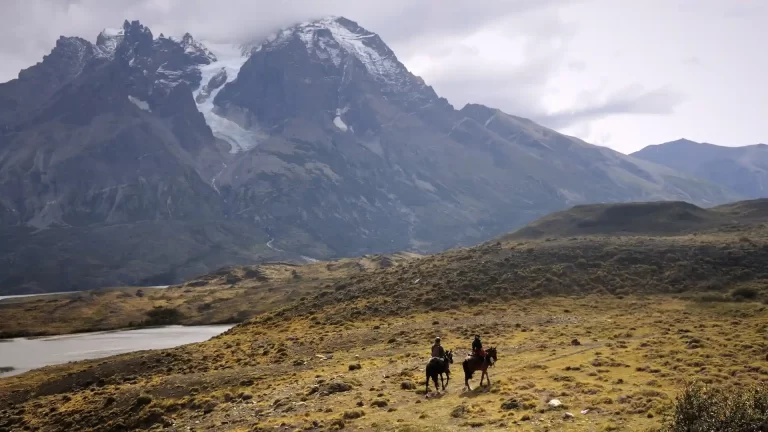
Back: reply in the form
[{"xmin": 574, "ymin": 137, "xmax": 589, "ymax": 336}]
[{"xmin": 0, "ymin": 325, "xmax": 233, "ymax": 378}]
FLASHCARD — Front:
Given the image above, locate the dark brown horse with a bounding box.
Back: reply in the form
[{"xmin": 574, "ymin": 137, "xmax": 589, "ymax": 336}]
[
  {"xmin": 462, "ymin": 347, "xmax": 497, "ymax": 390},
  {"xmin": 425, "ymin": 350, "xmax": 453, "ymax": 393}
]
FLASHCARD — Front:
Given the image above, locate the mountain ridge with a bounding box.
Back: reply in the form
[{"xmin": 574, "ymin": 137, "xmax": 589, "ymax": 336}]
[
  {"xmin": 632, "ymin": 138, "xmax": 768, "ymax": 199},
  {"xmin": 0, "ymin": 17, "xmax": 743, "ymax": 294}
]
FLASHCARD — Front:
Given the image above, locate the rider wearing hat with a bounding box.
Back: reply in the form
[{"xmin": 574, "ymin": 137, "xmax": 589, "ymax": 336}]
[{"xmin": 431, "ymin": 337, "xmax": 446, "ymax": 358}]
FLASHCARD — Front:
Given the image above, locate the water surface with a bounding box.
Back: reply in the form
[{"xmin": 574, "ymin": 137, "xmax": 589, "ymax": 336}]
[{"xmin": 0, "ymin": 325, "xmax": 233, "ymax": 378}]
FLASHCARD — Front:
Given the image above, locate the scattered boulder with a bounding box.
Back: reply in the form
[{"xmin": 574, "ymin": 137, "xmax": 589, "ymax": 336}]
[
  {"xmin": 348, "ymin": 363, "xmax": 362, "ymax": 371},
  {"xmin": 548, "ymin": 399, "xmax": 563, "ymax": 408},
  {"xmin": 571, "ymin": 338, "xmax": 581, "ymax": 346},
  {"xmin": 563, "ymin": 412, "xmax": 575, "ymax": 420}
]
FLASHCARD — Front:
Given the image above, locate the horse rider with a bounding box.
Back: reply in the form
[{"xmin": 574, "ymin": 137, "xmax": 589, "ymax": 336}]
[
  {"xmin": 472, "ymin": 335, "xmax": 486, "ymax": 360},
  {"xmin": 431, "ymin": 337, "xmax": 446, "ymax": 358}
]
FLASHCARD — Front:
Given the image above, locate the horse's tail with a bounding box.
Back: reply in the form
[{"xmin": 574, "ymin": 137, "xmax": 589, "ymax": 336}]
[{"xmin": 462, "ymin": 359, "xmax": 474, "ymax": 379}]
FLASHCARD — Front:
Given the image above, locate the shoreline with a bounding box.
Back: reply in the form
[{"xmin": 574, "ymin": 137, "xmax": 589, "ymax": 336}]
[
  {"xmin": 0, "ymin": 324, "xmax": 235, "ymax": 378},
  {"xmin": 0, "ymin": 285, "xmax": 170, "ymax": 302},
  {"xmin": 0, "ymin": 318, "xmax": 240, "ymax": 341}
]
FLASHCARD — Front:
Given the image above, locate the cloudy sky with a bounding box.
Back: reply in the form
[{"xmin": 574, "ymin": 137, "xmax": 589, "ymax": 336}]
[{"xmin": 1, "ymin": 0, "xmax": 766, "ymax": 153}]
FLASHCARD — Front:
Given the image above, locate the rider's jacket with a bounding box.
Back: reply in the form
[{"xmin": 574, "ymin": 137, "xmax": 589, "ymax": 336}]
[{"xmin": 431, "ymin": 344, "xmax": 445, "ymax": 358}]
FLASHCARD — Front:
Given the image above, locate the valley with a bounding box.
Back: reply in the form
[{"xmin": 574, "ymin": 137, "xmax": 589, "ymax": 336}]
[
  {"xmin": 1, "ymin": 199, "xmax": 767, "ymax": 431},
  {"xmin": 0, "ymin": 11, "xmax": 766, "ymax": 432}
]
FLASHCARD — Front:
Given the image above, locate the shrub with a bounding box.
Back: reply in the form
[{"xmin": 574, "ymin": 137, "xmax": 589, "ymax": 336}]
[
  {"xmin": 662, "ymin": 383, "xmax": 768, "ymax": 431},
  {"xmin": 730, "ymin": 286, "xmax": 759, "ymax": 300},
  {"xmin": 696, "ymin": 293, "xmax": 727, "ymax": 303},
  {"xmin": 134, "ymin": 394, "xmax": 153, "ymax": 407},
  {"xmin": 370, "ymin": 399, "xmax": 388, "ymax": 408},
  {"xmin": 144, "ymin": 307, "xmax": 183, "ymax": 325},
  {"xmin": 342, "ymin": 410, "xmax": 365, "ymax": 419}
]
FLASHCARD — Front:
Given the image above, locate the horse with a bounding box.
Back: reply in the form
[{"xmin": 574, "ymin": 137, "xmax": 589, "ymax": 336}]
[
  {"xmin": 425, "ymin": 350, "xmax": 453, "ymax": 393},
  {"xmin": 462, "ymin": 346, "xmax": 498, "ymax": 390}
]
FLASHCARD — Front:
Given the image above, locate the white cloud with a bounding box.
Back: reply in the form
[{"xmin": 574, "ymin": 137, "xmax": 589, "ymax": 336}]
[{"xmin": 0, "ymin": 0, "xmax": 766, "ymax": 153}]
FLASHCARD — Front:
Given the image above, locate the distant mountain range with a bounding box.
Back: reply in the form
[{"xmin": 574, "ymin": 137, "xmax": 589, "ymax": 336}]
[
  {"xmin": 632, "ymin": 139, "xmax": 768, "ymax": 199},
  {"xmin": 0, "ymin": 18, "xmax": 746, "ymax": 294}
]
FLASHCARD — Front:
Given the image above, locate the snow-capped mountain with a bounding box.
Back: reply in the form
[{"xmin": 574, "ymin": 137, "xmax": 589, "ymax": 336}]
[{"xmin": 0, "ymin": 17, "xmax": 741, "ymax": 294}]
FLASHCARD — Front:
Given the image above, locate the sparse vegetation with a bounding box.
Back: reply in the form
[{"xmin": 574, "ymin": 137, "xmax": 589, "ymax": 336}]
[
  {"xmin": 0, "ymin": 253, "xmax": 419, "ymax": 337},
  {"xmin": 0, "ymin": 202, "xmax": 766, "ymax": 431},
  {"xmin": 663, "ymin": 383, "xmax": 768, "ymax": 431}
]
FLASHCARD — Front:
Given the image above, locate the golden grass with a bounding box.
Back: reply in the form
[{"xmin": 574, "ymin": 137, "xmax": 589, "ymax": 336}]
[
  {"xmin": 1, "ymin": 296, "xmax": 766, "ymax": 431},
  {"xmin": 0, "ymin": 253, "xmax": 420, "ymax": 337}
]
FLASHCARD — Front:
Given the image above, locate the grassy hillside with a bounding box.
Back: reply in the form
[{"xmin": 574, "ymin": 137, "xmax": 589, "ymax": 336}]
[
  {"xmin": 1, "ymin": 296, "xmax": 766, "ymax": 431},
  {"xmin": 1, "ymin": 200, "xmax": 767, "ymax": 431},
  {"xmin": 0, "ymin": 253, "xmax": 420, "ymax": 338},
  {"xmin": 504, "ymin": 198, "xmax": 768, "ymax": 240}
]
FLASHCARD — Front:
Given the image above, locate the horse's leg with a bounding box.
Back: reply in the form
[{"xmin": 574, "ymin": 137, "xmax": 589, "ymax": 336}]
[
  {"xmin": 425, "ymin": 370, "xmax": 430, "ymax": 394},
  {"xmin": 485, "ymin": 368, "xmax": 491, "ymax": 387},
  {"xmin": 440, "ymin": 373, "xmax": 445, "ymax": 390}
]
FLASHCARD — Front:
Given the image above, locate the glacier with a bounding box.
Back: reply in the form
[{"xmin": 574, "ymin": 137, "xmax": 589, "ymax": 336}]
[{"xmin": 192, "ymin": 42, "xmax": 262, "ymax": 154}]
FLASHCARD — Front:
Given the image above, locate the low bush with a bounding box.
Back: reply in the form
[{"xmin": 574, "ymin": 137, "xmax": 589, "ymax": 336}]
[
  {"xmin": 730, "ymin": 286, "xmax": 759, "ymax": 300},
  {"xmin": 144, "ymin": 307, "xmax": 183, "ymax": 325},
  {"xmin": 662, "ymin": 383, "xmax": 768, "ymax": 431}
]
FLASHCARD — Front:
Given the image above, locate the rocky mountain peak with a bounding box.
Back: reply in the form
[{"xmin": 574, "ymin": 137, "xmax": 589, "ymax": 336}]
[
  {"xmin": 251, "ymin": 16, "xmax": 425, "ymax": 96},
  {"xmin": 178, "ymin": 32, "xmax": 217, "ymax": 64},
  {"xmin": 0, "ymin": 15, "xmax": 747, "ymax": 295},
  {"xmin": 95, "ymin": 27, "xmax": 125, "ymax": 58}
]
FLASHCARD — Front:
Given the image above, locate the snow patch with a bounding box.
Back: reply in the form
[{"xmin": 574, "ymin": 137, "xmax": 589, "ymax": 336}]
[
  {"xmin": 264, "ymin": 17, "xmax": 407, "ymax": 90},
  {"xmin": 102, "ymin": 28, "xmax": 123, "ymax": 37},
  {"xmin": 128, "ymin": 96, "xmax": 151, "ymax": 111},
  {"xmin": 447, "ymin": 118, "xmax": 467, "ymax": 136},
  {"xmin": 413, "ymin": 178, "xmax": 437, "ymax": 193},
  {"xmin": 333, "ymin": 116, "xmax": 348, "ymax": 132},
  {"xmin": 178, "ymin": 33, "xmax": 217, "ymax": 63},
  {"xmin": 266, "ymin": 237, "xmax": 284, "ymax": 253},
  {"xmin": 192, "ymin": 42, "xmax": 262, "ymax": 153},
  {"xmin": 95, "ymin": 28, "xmax": 124, "ymax": 58},
  {"xmin": 484, "ymin": 113, "xmax": 496, "ymax": 127},
  {"xmin": 211, "ymin": 162, "xmax": 227, "ymax": 194}
]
